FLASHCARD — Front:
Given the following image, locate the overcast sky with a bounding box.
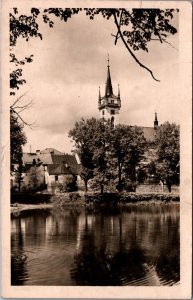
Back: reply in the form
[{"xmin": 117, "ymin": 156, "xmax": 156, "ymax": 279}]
[{"xmin": 12, "ymin": 9, "xmax": 179, "ymax": 154}]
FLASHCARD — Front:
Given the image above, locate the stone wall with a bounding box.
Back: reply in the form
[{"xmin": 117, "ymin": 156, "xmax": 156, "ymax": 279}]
[{"xmin": 136, "ymin": 184, "xmax": 179, "ymax": 194}]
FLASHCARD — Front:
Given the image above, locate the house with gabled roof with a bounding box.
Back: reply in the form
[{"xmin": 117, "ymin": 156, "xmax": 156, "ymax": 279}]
[{"xmin": 12, "ymin": 148, "xmax": 81, "ymax": 193}]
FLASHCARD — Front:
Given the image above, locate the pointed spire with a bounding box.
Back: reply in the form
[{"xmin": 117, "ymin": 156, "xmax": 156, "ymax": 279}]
[
  {"xmin": 98, "ymin": 86, "xmax": 101, "ymax": 103},
  {"xmin": 154, "ymin": 111, "xmax": 158, "ymax": 129},
  {"xmin": 105, "ymin": 54, "xmax": 113, "ymax": 97},
  {"xmin": 118, "ymin": 84, "xmax": 120, "ymax": 99}
]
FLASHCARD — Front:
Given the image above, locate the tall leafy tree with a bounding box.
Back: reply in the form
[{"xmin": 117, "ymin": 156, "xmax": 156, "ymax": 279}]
[
  {"xmin": 69, "ymin": 118, "xmax": 112, "ymax": 193},
  {"xmin": 10, "ymin": 112, "xmax": 27, "ymax": 163},
  {"xmin": 69, "ymin": 118, "xmax": 102, "ymax": 192},
  {"xmin": 90, "ymin": 120, "xmax": 112, "ymax": 194},
  {"xmin": 110, "ymin": 125, "xmax": 146, "ymax": 192},
  {"xmin": 155, "ymin": 122, "xmax": 180, "ymax": 192},
  {"xmin": 69, "ymin": 119, "xmax": 146, "ymax": 193},
  {"xmin": 10, "ymin": 112, "xmax": 27, "ymax": 191}
]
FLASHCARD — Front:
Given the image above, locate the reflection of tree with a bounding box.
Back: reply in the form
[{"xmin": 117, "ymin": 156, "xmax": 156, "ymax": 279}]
[
  {"xmin": 24, "ymin": 210, "xmax": 47, "ymax": 246},
  {"xmin": 49, "ymin": 209, "xmax": 80, "ymax": 244},
  {"xmin": 71, "ymin": 209, "xmax": 148, "ymax": 285},
  {"xmin": 71, "ymin": 205, "xmax": 180, "ymax": 286},
  {"xmin": 155, "ymin": 253, "xmax": 180, "ymax": 285},
  {"xmin": 11, "ymin": 206, "xmax": 180, "ymax": 286},
  {"xmin": 71, "ymin": 248, "xmax": 147, "ymax": 285},
  {"xmin": 11, "ymin": 217, "xmax": 28, "ymax": 285}
]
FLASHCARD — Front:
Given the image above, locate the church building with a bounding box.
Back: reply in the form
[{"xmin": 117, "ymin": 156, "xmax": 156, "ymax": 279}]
[{"xmin": 98, "ymin": 55, "xmax": 159, "ymax": 142}]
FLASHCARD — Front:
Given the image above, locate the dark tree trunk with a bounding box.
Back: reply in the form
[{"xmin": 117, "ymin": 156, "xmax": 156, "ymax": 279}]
[
  {"xmin": 100, "ymin": 184, "xmax": 104, "ymax": 195},
  {"xmin": 167, "ymin": 183, "xmax": 172, "ymax": 193},
  {"xmin": 18, "ymin": 179, "xmax": 21, "ymax": 193},
  {"xmin": 130, "ymin": 164, "xmax": 137, "ymax": 192},
  {"xmin": 117, "ymin": 163, "xmax": 123, "ymax": 192},
  {"xmin": 166, "ymin": 176, "xmax": 172, "ymax": 193},
  {"xmin": 84, "ymin": 179, "xmax": 88, "ymax": 192}
]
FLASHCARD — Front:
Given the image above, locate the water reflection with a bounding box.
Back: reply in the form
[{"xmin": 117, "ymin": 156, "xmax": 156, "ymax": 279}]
[{"xmin": 11, "ymin": 205, "xmax": 180, "ymax": 286}]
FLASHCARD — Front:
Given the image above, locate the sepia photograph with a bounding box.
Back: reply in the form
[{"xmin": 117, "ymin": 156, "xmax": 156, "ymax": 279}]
[{"xmin": 1, "ymin": 0, "xmax": 192, "ymax": 299}]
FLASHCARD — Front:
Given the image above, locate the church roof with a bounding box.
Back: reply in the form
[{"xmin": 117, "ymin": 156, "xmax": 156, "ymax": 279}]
[
  {"xmin": 140, "ymin": 126, "xmax": 156, "ymax": 142},
  {"xmin": 105, "ymin": 65, "xmax": 113, "ymax": 97}
]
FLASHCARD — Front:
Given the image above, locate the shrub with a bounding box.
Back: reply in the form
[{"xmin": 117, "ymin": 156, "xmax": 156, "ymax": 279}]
[
  {"xmin": 69, "ymin": 192, "xmax": 81, "ymax": 201},
  {"xmin": 64, "ymin": 175, "xmax": 78, "ymax": 192}
]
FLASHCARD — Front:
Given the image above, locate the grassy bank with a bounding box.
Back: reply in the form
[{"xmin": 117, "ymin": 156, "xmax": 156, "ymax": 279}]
[
  {"xmin": 52, "ymin": 191, "xmax": 179, "ymax": 206},
  {"xmin": 11, "ymin": 191, "xmax": 180, "ymax": 213}
]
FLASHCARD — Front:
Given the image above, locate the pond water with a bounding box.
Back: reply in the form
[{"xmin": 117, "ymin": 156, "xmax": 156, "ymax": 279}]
[{"xmin": 11, "ymin": 204, "xmax": 180, "ymax": 286}]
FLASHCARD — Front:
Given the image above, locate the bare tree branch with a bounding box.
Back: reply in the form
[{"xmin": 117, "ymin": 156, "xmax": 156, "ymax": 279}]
[
  {"xmin": 10, "ymin": 93, "xmax": 35, "ymax": 128},
  {"xmin": 114, "ymin": 9, "xmax": 123, "ymax": 45},
  {"xmin": 11, "ymin": 108, "xmax": 35, "ymax": 128},
  {"xmin": 151, "ymin": 38, "xmax": 178, "ymax": 51},
  {"xmin": 10, "ymin": 92, "xmax": 28, "ymax": 109},
  {"xmin": 13, "ymin": 99, "xmax": 33, "ymax": 110},
  {"xmin": 113, "ymin": 10, "xmax": 160, "ymax": 82}
]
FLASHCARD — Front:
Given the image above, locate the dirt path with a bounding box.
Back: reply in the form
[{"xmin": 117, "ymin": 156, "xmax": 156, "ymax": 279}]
[{"xmin": 11, "ymin": 203, "xmax": 54, "ymax": 213}]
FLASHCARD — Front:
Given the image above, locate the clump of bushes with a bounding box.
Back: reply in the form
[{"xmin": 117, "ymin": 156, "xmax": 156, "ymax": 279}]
[
  {"xmin": 63, "ymin": 175, "xmax": 78, "ymax": 192},
  {"xmin": 84, "ymin": 192, "xmax": 180, "ymax": 204},
  {"xmin": 52, "ymin": 192, "xmax": 82, "ymax": 206},
  {"xmin": 69, "ymin": 192, "xmax": 81, "ymax": 201}
]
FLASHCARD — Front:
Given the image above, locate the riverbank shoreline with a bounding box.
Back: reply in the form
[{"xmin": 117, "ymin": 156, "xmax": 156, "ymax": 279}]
[
  {"xmin": 11, "ymin": 191, "xmax": 180, "ymax": 213},
  {"xmin": 11, "ymin": 203, "xmax": 54, "ymax": 213}
]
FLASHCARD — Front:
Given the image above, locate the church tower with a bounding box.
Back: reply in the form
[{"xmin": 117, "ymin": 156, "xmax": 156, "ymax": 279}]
[{"xmin": 98, "ymin": 55, "xmax": 121, "ymax": 127}]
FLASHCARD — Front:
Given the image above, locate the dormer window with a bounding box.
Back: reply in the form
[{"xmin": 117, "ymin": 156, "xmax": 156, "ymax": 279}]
[{"xmin": 111, "ymin": 100, "xmax": 114, "ymax": 104}]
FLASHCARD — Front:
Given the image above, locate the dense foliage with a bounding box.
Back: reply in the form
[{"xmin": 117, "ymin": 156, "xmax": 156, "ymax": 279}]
[
  {"xmin": 10, "ymin": 112, "xmax": 27, "ymax": 191},
  {"xmin": 10, "ymin": 112, "xmax": 27, "ymax": 163},
  {"xmin": 155, "ymin": 122, "xmax": 180, "ymax": 192},
  {"xmin": 10, "ymin": 7, "xmax": 178, "ymax": 91},
  {"xmin": 69, "ymin": 118, "xmax": 146, "ymax": 193}
]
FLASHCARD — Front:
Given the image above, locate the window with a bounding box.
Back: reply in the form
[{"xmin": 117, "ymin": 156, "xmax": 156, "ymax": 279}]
[
  {"xmin": 55, "ymin": 175, "xmax": 58, "ymax": 181},
  {"xmin": 111, "ymin": 109, "xmax": 115, "ymax": 115},
  {"xmin": 102, "ymin": 110, "xmax": 105, "ymax": 115},
  {"xmin": 111, "ymin": 100, "xmax": 114, "ymax": 104}
]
